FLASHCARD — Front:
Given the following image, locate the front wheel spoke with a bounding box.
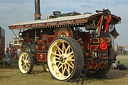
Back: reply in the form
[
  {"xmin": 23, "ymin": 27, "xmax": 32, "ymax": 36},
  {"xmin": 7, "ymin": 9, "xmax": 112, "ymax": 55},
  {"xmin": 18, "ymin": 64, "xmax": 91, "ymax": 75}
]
[
  {"xmin": 25, "ymin": 66, "xmax": 27, "ymax": 71},
  {"xmin": 26, "ymin": 63, "xmax": 30, "ymax": 67},
  {"xmin": 22, "ymin": 65, "xmax": 26, "ymax": 70},
  {"xmin": 21, "ymin": 59, "xmax": 24, "ymax": 63},
  {"xmin": 23, "ymin": 55, "xmax": 26, "ymax": 60},
  {"xmin": 22, "ymin": 56, "xmax": 24, "ymax": 60},
  {"xmin": 25, "ymin": 54, "xmax": 28, "ymax": 60},
  {"xmin": 26, "ymin": 65, "xmax": 29, "ymax": 71},
  {"xmin": 27, "ymin": 60, "xmax": 30, "ymax": 64}
]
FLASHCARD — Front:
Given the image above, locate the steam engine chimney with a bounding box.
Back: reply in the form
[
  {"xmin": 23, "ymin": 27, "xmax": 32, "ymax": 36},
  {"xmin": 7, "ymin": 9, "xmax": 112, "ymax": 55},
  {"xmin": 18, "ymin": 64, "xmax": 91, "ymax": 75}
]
[{"xmin": 34, "ymin": 0, "xmax": 41, "ymax": 20}]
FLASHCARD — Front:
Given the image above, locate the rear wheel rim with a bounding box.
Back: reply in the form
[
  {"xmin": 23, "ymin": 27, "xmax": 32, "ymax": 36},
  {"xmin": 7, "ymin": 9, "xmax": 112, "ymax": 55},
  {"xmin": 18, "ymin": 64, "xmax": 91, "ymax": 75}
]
[{"xmin": 47, "ymin": 39, "xmax": 75, "ymax": 80}]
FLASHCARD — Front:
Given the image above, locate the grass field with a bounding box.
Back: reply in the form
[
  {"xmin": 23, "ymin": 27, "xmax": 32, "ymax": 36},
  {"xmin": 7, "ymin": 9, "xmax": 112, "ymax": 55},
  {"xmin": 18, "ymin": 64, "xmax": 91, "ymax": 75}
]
[{"xmin": 0, "ymin": 55, "xmax": 128, "ymax": 85}]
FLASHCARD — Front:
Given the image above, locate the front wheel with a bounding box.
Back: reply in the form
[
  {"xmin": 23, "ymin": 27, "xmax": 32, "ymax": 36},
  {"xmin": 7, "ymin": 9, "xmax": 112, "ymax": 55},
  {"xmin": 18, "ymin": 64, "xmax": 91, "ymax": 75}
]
[
  {"xmin": 18, "ymin": 51, "xmax": 34, "ymax": 74},
  {"xmin": 47, "ymin": 37, "xmax": 84, "ymax": 81}
]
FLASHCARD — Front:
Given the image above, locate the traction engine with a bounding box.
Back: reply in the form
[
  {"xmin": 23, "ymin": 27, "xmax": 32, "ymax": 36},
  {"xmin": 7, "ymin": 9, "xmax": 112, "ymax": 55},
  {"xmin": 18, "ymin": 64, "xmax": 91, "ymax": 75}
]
[{"xmin": 8, "ymin": 0, "xmax": 121, "ymax": 84}]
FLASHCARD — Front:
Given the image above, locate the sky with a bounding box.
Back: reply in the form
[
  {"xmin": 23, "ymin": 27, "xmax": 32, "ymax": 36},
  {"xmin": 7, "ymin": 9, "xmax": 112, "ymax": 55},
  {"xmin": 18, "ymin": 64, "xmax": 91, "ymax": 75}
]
[{"xmin": 0, "ymin": 0, "xmax": 128, "ymax": 48}]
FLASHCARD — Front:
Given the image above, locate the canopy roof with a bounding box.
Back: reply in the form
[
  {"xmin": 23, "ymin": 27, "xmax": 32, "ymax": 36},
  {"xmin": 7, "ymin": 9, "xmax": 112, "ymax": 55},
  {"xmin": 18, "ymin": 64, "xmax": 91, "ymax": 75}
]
[{"xmin": 9, "ymin": 13, "xmax": 121, "ymax": 29}]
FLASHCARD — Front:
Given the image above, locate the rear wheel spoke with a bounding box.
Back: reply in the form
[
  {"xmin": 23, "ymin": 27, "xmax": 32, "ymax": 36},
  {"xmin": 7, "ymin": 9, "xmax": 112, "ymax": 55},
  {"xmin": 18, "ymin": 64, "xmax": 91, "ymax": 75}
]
[
  {"xmin": 58, "ymin": 64, "xmax": 62, "ymax": 69},
  {"xmin": 68, "ymin": 59, "xmax": 74, "ymax": 62},
  {"xmin": 62, "ymin": 42, "xmax": 66, "ymax": 54},
  {"xmin": 65, "ymin": 64, "xmax": 70, "ymax": 75},
  {"xmin": 51, "ymin": 52, "xmax": 61, "ymax": 57},
  {"xmin": 55, "ymin": 44, "xmax": 62, "ymax": 55},
  {"xmin": 70, "ymin": 62, "xmax": 74, "ymax": 67},
  {"xmin": 65, "ymin": 45, "xmax": 70, "ymax": 54},
  {"xmin": 51, "ymin": 61, "xmax": 59, "ymax": 65},
  {"xmin": 62, "ymin": 66, "xmax": 66, "ymax": 75},
  {"xmin": 66, "ymin": 62, "xmax": 73, "ymax": 69}
]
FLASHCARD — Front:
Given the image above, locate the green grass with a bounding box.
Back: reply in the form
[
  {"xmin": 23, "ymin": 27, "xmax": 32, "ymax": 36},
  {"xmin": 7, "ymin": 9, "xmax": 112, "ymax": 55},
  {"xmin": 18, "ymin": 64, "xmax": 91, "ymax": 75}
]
[
  {"xmin": 116, "ymin": 59, "xmax": 128, "ymax": 66},
  {"xmin": 0, "ymin": 56, "xmax": 128, "ymax": 85}
]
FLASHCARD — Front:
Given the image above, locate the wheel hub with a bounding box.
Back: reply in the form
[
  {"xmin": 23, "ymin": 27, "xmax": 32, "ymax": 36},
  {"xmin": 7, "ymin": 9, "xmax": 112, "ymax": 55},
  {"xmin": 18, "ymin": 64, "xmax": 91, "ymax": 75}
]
[{"xmin": 60, "ymin": 56, "xmax": 67, "ymax": 63}]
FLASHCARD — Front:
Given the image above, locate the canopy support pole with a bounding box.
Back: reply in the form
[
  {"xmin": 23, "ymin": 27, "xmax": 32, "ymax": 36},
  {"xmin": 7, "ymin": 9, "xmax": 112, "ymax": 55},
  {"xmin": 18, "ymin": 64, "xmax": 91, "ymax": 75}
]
[{"xmin": 11, "ymin": 29, "xmax": 18, "ymax": 38}]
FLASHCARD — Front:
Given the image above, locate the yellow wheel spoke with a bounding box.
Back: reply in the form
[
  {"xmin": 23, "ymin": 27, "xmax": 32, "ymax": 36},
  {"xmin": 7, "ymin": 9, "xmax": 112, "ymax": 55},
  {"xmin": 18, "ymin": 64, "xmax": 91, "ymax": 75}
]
[
  {"xmin": 67, "ymin": 52, "xmax": 73, "ymax": 57},
  {"xmin": 55, "ymin": 44, "xmax": 62, "ymax": 55},
  {"xmin": 26, "ymin": 65, "xmax": 29, "ymax": 71},
  {"xmin": 65, "ymin": 64, "xmax": 70, "ymax": 75},
  {"xmin": 70, "ymin": 62, "xmax": 74, "ymax": 67},
  {"xmin": 57, "ymin": 62, "xmax": 61, "ymax": 67},
  {"xmin": 51, "ymin": 61, "xmax": 59, "ymax": 64},
  {"xmin": 68, "ymin": 64, "xmax": 70, "ymax": 74},
  {"xmin": 65, "ymin": 45, "xmax": 70, "ymax": 54},
  {"xmin": 68, "ymin": 46, "xmax": 71, "ymax": 53},
  {"xmin": 58, "ymin": 64, "xmax": 62, "ymax": 69},
  {"xmin": 55, "ymin": 57, "xmax": 60, "ymax": 59},
  {"xmin": 62, "ymin": 64, "xmax": 64, "ymax": 74},
  {"xmin": 51, "ymin": 52, "xmax": 61, "ymax": 57},
  {"xmin": 62, "ymin": 66, "xmax": 66, "ymax": 75},
  {"xmin": 70, "ymin": 55, "xmax": 74, "ymax": 58},
  {"xmin": 68, "ymin": 59, "xmax": 74, "ymax": 62},
  {"xmin": 62, "ymin": 42, "xmax": 66, "ymax": 54},
  {"xmin": 66, "ymin": 62, "xmax": 73, "ymax": 69}
]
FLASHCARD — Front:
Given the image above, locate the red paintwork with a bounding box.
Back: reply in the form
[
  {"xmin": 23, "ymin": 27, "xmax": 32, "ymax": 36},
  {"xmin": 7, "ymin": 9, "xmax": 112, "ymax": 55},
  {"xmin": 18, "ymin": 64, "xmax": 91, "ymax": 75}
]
[
  {"xmin": 55, "ymin": 27, "xmax": 73, "ymax": 38},
  {"xmin": 90, "ymin": 45, "xmax": 99, "ymax": 52},
  {"xmin": 100, "ymin": 41, "xmax": 107, "ymax": 50},
  {"xmin": 102, "ymin": 38, "xmax": 110, "ymax": 43},
  {"xmin": 103, "ymin": 14, "xmax": 112, "ymax": 32},
  {"xmin": 47, "ymin": 36, "xmax": 55, "ymax": 44},
  {"xmin": 89, "ymin": 62, "xmax": 97, "ymax": 69},
  {"xmin": 37, "ymin": 53, "xmax": 46, "ymax": 62}
]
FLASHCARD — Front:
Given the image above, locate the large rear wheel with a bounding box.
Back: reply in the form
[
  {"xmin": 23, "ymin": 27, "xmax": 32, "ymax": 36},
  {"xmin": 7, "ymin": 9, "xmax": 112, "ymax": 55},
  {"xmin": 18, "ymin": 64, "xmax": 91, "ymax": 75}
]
[{"xmin": 47, "ymin": 37, "xmax": 84, "ymax": 81}]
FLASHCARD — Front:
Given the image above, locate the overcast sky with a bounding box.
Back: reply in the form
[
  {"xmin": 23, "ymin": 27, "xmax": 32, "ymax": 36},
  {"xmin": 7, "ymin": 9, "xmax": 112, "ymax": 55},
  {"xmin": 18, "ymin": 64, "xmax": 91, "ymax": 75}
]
[{"xmin": 0, "ymin": 0, "xmax": 128, "ymax": 47}]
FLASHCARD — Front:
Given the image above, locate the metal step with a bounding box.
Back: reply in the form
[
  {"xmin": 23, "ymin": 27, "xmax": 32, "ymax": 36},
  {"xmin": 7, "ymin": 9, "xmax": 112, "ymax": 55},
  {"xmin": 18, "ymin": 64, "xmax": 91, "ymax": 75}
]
[{"xmin": 76, "ymin": 61, "xmax": 91, "ymax": 85}]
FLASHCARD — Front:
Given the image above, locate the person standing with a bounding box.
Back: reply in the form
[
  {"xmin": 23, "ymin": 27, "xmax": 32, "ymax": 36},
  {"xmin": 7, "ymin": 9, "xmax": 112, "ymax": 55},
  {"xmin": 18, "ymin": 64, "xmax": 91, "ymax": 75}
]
[
  {"xmin": 6, "ymin": 48, "xmax": 11, "ymax": 65},
  {"xmin": 16, "ymin": 48, "xmax": 22, "ymax": 59},
  {"xmin": 9, "ymin": 47, "xmax": 13, "ymax": 60}
]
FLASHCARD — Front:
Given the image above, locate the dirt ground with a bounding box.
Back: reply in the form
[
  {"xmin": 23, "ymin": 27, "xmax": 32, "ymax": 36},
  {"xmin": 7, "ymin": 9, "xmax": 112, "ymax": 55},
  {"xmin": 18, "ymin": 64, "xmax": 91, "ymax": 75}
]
[{"xmin": 0, "ymin": 55, "xmax": 128, "ymax": 85}]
